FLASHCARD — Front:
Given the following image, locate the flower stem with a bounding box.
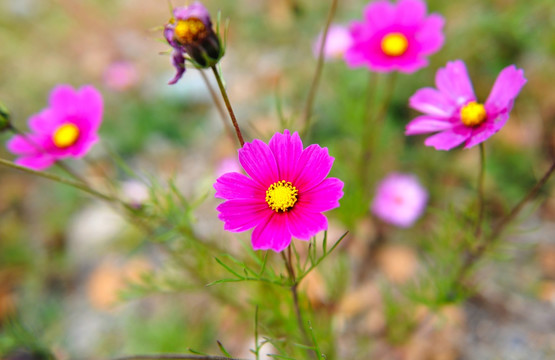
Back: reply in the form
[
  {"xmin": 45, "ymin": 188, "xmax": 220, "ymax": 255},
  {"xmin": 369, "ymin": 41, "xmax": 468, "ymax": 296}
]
[
  {"xmin": 198, "ymin": 68, "xmax": 237, "ymax": 147},
  {"xmin": 301, "ymin": 0, "xmax": 338, "ymax": 137},
  {"xmin": 113, "ymin": 355, "xmax": 247, "ymax": 360},
  {"xmin": 281, "ymin": 249, "xmax": 317, "ymax": 360},
  {"xmin": 474, "ymin": 143, "xmax": 486, "ymax": 238},
  {"xmin": 455, "ymin": 158, "xmax": 555, "ymax": 285},
  {"xmin": 211, "ymin": 65, "xmax": 245, "ymax": 147}
]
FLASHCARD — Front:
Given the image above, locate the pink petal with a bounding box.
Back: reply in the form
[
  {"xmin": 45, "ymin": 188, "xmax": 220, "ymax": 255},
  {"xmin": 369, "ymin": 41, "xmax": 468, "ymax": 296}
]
[
  {"xmin": 435, "ymin": 60, "xmax": 476, "ymax": 107},
  {"xmin": 293, "ymin": 144, "xmax": 333, "ymax": 191},
  {"xmin": 28, "ymin": 109, "xmax": 60, "ymax": 134},
  {"xmin": 6, "ymin": 135, "xmax": 38, "ymax": 155},
  {"xmin": 463, "ymin": 112, "xmax": 510, "ymax": 149},
  {"xmin": 363, "ymin": 0, "xmax": 396, "ymax": 30},
  {"xmin": 238, "ymin": 139, "xmax": 279, "ymax": 187},
  {"xmin": 409, "ymin": 88, "xmax": 455, "ymax": 118},
  {"xmin": 14, "ymin": 153, "xmax": 56, "ymax": 171},
  {"xmin": 68, "ymin": 133, "xmax": 99, "ymax": 157},
  {"xmin": 485, "ymin": 65, "xmax": 526, "ymax": 117},
  {"xmin": 77, "ymin": 85, "xmax": 104, "ymax": 131},
  {"xmin": 49, "ymin": 84, "xmax": 80, "ymax": 117},
  {"xmin": 287, "ymin": 209, "xmax": 328, "ymax": 240},
  {"xmin": 424, "ymin": 126, "xmax": 471, "ymax": 150},
  {"xmin": 395, "ymin": 0, "xmax": 426, "ymax": 26},
  {"xmin": 297, "ymin": 177, "xmax": 344, "ymax": 213},
  {"xmin": 416, "ymin": 14, "xmax": 445, "ymax": 54},
  {"xmin": 214, "ymin": 172, "xmax": 265, "ymax": 200},
  {"xmin": 217, "ymin": 200, "xmax": 269, "ymax": 232},
  {"xmin": 268, "ymin": 130, "xmax": 303, "ymax": 181},
  {"xmin": 405, "ymin": 115, "xmax": 454, "ymax": 135},
  {"xmin": 251, "ymin": 213, "xmax": 292, "ymax": 252}
]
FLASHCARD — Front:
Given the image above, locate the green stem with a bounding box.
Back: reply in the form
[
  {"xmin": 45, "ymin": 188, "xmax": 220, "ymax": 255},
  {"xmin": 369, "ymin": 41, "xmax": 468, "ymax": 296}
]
[
  {"xmin": 474, "ymin": 143, "xmax": 486, "ymax": 238},
  {"xmin": 113, "ymin": 355, "xmax": 247, "ymax": 360},
  {"xmin": 198, "ymin": 68, "xmax": 237, "ymax": 147},
  {"xmin": 301, "ymin": 0, "xmax": 339, "ymax": 137},
  {"xmin": 211, "ymin": 65, "xmax": 245, "ymax": 147}
]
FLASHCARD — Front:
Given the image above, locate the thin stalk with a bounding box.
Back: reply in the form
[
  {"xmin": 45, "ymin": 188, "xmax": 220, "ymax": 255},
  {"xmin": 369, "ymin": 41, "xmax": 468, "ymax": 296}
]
[
  {"xmin": 455, "ymin": 158, "xmax": 555, "ymax": 284},
  {"xmin": 198, "ymin": 68, "xmax": 237, "ymax": 146},
  {"xmin": 113, "ymin": 355, "xmax": 247, "ymax": 360},
  {"xmin": 0, "ymin": 158, "xmax": 115, "ymax": 203},
  {"xmin": 280, "ymin": 251, "xmax": 317, "ymax": 360},
  {"xmin": 210, "ymin": 65, "xmax": 245, "ymax": 147},
  {"xmin": 474, "ymin": 143, "xmax": 486, "ymax": 238},
  {"xmin": 301, "ymin": 0, "xmax": 339, "ymax": 136}
]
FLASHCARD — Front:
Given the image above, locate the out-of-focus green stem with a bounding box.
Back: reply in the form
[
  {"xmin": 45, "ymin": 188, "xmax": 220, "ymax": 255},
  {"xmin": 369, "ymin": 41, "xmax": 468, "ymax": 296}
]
[
  {"xmin": 113, "ymin": 355, "xmax": 248, "ymax": 360},
  {"xmin": 301, "ymin": 0, "xmax": 339, "ymax": 137},
  {"xmin": 474, "ymin": 143, "xmax": 486, "ymax": 238},
  {"xmin": 211, "ymin": 65, "xmax": 245, "ymax": 147}
]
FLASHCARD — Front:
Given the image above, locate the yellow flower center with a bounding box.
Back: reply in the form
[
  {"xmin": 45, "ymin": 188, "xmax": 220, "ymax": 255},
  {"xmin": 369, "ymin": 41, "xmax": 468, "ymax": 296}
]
[
  {"xmin": 265, "ymin": 180, "xmax": 298, "ymax": 212},
  {"xmin": 174, "ymin": 18, "xmax": 208, "ymax": 45},
  {"xmin": 381, "ymin": 32, "xmax": 409, "ymax": 56},
  {"xmin": 460, "ymin": 101, "xmax": 487, "ymax": 127},
  {"xmin": 53, "ymin": 123, "xmax": 80, "ymax": 148}
]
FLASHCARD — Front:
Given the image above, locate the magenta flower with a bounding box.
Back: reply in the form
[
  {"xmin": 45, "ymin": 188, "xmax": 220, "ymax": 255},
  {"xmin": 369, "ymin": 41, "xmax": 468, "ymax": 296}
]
[
  {"xmin": 406, "ymin": 60, "xmax": 527, "ymax": 150},
  {"xmin": 7, "ymin": 85, "xmax": 103, "ymax": 170},
  {"xmin": 214, "ymin": 130, "xmax": 344, "ymax": 252},
  {"xmin": 163, "ymin": 2, "xmax": 223, "ymax": 84},
  {"xmin": 313, "ymin": 24, "xmax": 353, "ymax": 61},
  {"xmin": 344, "ymin": 0, "xmax": 444, "ymax": 73},
  {"xmin": 371, "ymin": 173, "xmax": 427, "ymax": 228}
]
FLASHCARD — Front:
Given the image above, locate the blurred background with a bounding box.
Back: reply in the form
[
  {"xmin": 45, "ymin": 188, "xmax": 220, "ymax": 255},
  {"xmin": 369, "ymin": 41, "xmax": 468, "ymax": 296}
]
[{"xmin": 0, "ymin": 0, "xmax": 554, "ymax": 359}]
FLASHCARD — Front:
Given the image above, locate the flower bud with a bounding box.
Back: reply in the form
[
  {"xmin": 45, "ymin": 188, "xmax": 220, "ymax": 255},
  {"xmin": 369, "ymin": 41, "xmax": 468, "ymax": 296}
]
[
  {"xmin": 0, "ymin": 102, "xmax": 11, "ymax": 132},
  {"xmin": 164, "ymin": 2, "xmax": 224, "ymax": 84}
]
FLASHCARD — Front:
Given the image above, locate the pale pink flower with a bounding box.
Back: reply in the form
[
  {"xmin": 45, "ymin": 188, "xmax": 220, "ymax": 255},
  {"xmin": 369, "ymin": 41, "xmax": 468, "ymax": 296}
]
[
  {"xmin": 103, "ymin": 61, "xmax": 138, "ymax": 91},
  {"xmin": 313, "ymin": 24, "xmax": 353, "ymax": 60}
]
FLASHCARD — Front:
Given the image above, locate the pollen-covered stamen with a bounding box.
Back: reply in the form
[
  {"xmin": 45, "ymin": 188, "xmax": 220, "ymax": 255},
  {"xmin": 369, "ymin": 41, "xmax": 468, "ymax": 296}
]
[
  {"xmin": 174, "ymin": 18, "xmax": 209, "ymax": 45},
  {"xmin": 381, "ymin": 32, "xmax": 409, "ymax": 56},
  {"xmin": 460, "ymin": 101, "xmax": 487, "ymax": 127},
  {"xmin": 266, "ymin": 180, "xmax": 299, "ymax": 212},
  {"xmin": 53, "ymin": 123, "xmax": 80, "ymax": 148}
]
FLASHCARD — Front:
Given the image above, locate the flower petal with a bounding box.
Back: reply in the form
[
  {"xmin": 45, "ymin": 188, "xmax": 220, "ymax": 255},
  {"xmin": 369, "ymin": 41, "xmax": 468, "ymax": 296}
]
[
  {"xmin": 49, "ymin": 84, "xmax": 80, "ymax": 117},
  {"xmin": 169, "ymin": 50, "xmax": 186, "ymax": 85},
  {"xmin": 15, "ymin": 153, "xmax": 56, "ymax": 171},
  {"xmin": 287, "ymin": 210, "xmax": 328, "ymax": 240},
  {"xmin": 435, "ymin": 60, "xmax": 476, "ymax": 107},
  {"xmin": 363, "ymin": 0, "xmax": 396, "ymax": 30},
  {"xmin": 28, "ymin": 109, "xmax": 59, "ymax": 134},
  {"xmin": 409, "ymin": 88, "xmax": 455, "ymax": 118},
  {"xmin": 268, "ymin": 130, "xmax": 303, "ymax": 181},
  {"xmin": 77, "ymin": 85, "xmax": 103, "ymax": 132},
  {"xmin": 217, "ymin": 199, "xmax": 269, "ymax": 232},
  {"xmin": 251, "ymin": 213, "xmax": 292, "ymax": 252},
  {"xmin": 239, "ymin": 139, "xmax": 279, "ymax": 187},
  {"xmin": 485, "ymin": 65, "xmax": 526, "ymax": 117},
  {"xmin": 405, "ymin": 115, "xmax": 454, "ymax": 135},
  {"xmin": 396, "ymin": 0, "xmax": 426, "ymax": 26},
  {"xmin": 214, "ymin": 172, "xmax": 265, "ymax": 200},
  {"xmin": 423, "ymin": 126, "xmax": 471, "ymax": 150},
  {"xmin": 293, "ymin": 144, "xmax": 333, "ymax": 191},
  {"xmin": 416, "ymin": 14, "xmax": 445, "ymax": 54},
  {"xmin": 6, "ymin": 135, "xmax": 39, "ymax": 155},
  {"xmin": 297, "ymin": 177, "xmax": 344, "ymax": 213},
  {"xmin": 463, "ymin": 112, "xmax": 510, "ymax": 149}
]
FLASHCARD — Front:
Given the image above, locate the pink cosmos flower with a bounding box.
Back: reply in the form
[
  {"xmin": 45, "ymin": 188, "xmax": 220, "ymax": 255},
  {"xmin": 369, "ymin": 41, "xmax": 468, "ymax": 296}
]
[
  {"xmin": 7, "ymin": 85, "xmax": 103, "ymax": 170},
  {"xmin": 214, "ymin": 130, "xmax": 344, "ymax": 252},
  {"xmin": 313, "ymin": 24, "xmax": 353, "ymax": 61},
  {"xmin": 405, "ymin": 60, "xmax": 527, "ymax": 150},
  {"xmin": 103, "ymin": 61, "xmax": 138, "ymax": 91},
  {"xmin": 344, "ymin": 0, "xmax": 444, "ymax": 73},
  {"xmin": 371, "ymin": 173, "xmax": 427, "ymax": 228}
]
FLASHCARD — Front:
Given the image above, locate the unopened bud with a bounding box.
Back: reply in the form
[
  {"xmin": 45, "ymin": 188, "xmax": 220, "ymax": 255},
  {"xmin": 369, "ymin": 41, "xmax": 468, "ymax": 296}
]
[{"xmin": 0, "ymin": 102, "xmax": 11, "ymax": 132}]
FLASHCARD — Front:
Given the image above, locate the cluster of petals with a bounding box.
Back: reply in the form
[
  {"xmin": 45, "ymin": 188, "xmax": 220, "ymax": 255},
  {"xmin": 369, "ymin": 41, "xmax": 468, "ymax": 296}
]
[
  {"xmin": 214, "ymin": 130, "xmax": 344, "ymax": 252},
  {"xmin": 163, "ymin": 2, "xmax": 221, "ymax": 84},
  {"xmin": 313, "ymin": 24, "xmax": 353, "ymax": 61},
  {"xmin": 345, "ymin": 0, "xmax": 444, "ymax": 73},
  {"xmin": 406, "ymin": 60, "xmax": 527, "ymax": 150},
  {"xmin": 7, "ymin": 85, "xmax": 103, "ymax": 170},
  {"xmin": 371, "ymin": 173, "xmax": 428, "ymax": 228}
]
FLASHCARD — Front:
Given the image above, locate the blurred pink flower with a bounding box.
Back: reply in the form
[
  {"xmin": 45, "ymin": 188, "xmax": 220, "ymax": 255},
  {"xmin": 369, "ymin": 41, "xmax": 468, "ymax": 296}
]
[
  {"xmin": 313, "ymin": 24, "xmax": 353, "ymax": 60},
  {"xmin": 372, "ymin": 173, "xmax": 427, "ymax": 227},
  {"xmin": 103, "ymin": 61, "xmax": 138, "ymax": 91},
  {"xmin": 215, "ymin": 157, "xmax": 242, "ymax": 178},
  {"xmin": 406, "ymin": 60, "xmax": 527, "ymax": 150},
  {"xmin": 345, "ymin": 0, "xmax": 444, "ymax": 73},
  {"xmin": 7, "ymin": 85, "xmax": 103, "ymax": 170},
  {"xmin": 214, "ymin": 130, "xmax": 344, "ymax": 252}
]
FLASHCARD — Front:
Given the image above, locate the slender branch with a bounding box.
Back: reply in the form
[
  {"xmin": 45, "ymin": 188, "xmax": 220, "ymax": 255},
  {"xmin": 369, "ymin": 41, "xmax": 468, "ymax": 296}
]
[
  {"xmin": 455, "ymin": 158, "xmax": 555, "ymax": 283},
  {"xmin": 210, "ymin": 65, "xmax": 245, "ymax": 147},
  {"xmin": 113, "ymin": 355, "xmax": 247, "ymax": 360},
  {"xmin": 198, "ymin": 68, "xmax": 237, "ymax": 147},
  {"xmin": 474, "ymin": 143, "xmax": 486, "ymax": 238},
  {"xmin": 301, "ymin": 0, "xmax": 338, "ymax": 136}
]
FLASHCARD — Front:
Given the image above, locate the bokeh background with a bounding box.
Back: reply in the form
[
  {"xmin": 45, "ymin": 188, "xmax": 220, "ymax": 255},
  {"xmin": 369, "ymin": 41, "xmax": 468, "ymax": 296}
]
[{"xmin": 1, "ymin": 0, "xmax": 554, "ymax": 359}]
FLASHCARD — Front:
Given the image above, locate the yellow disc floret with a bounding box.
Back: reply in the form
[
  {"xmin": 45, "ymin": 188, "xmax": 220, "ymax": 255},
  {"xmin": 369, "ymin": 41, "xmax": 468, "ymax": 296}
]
[
  {"xmin": 174, "ymin": 18, "xmax": 208, "ymax": 45},
  {"xmin": 266, "ymin": 180, "xmax": 299, "ymax": 212},
  {"xmin": 53, "ymin": 123, "xmax": 80, "ymax": 148},
  {"xmin": 381, "ymin": 33, "xmax": 409, "ymax": 57},
  {"xmin": 460, "ymin": 101, "xmax": 487, "ymax": 127}
]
